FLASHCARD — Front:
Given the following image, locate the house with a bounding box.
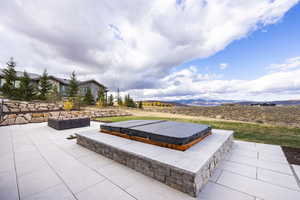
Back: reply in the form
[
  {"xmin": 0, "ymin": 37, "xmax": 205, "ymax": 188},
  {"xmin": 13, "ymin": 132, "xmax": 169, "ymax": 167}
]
[
  {"xmin": 0, "ymin": 69, "xmax": 40, "ymax": 88},
  {"xmin": 0, "ymin": 69, "xmax": 108, "ymax": 100}
]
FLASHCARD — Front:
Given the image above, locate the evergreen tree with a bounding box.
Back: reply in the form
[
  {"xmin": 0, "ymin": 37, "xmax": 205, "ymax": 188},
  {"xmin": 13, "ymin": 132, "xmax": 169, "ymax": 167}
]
[
  {"xmin": 1, "ymin": 57, "xmax": 17, "ymax": 98},
  {"xmin": 124, "ymin": 94, "xmax": 136, "ymax": 108},
  {"xmin": 97, "ymin": 88, "xmax": 106, "ymax": 106},
  {"xmin": 138, "ymin": 101, "xmax": 143, "ymax": 109},
  {"xmin": 18, "ymin": 71, "xmax": 36, "ymax": 101},
  {"xmin": 67, "ymin": 71, "xmax": 79, "ymax": 97},
  {"xmin": 108, "ymin": 94, "xmax": 114, "ymax": 106},
  {"xmin": 117, "ymin": 95, "xmax": 123, "ymax": 106},
  {"xmin": 123, "ymin": 94, "xmax": 128, "ymax": 107},
  {"xmin": 39, "ymin": 69, "xmax": 52, "ymax": 100},
  {"xmin": 83, "ymin": 88, "xmax": 94, "ymax": 105},
  {"xmin": 47, "ymin": 85, "xmax": 61, "ymax": 102}
]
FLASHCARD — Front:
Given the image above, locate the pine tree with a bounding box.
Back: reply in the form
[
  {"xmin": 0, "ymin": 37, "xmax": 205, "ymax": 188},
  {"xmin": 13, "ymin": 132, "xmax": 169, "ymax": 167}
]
[
  {"xmin": 18, "ymin": 71, "xmax": 36, "ymax": 101},
  {"xmin": 47, "ymin": 85, "xmax": 61, "ymax": 102},
  {"xmin": 83, "ymin": 88, "xmax": 94, "ymax": 105},
  {"xmin": 39, "ymin": 69, "xmax": 52, "ymax": 100},
  {"xmin": 108, "ymin": 94, "xmax": 114, "ymax": 106},
  {"xmin": 117, "ymin": 95, "xmax": 123, "ymax": 106},
  {"xmin": 127, "ymin": 94, "xmax": 136, "ymax": 108},
  {"xmin": 67, "ymin": 71, "xmax": 79, "ymax": 97},
  {"xmin": 124, "ymin": 94, "xmax": 136, "ymax": 108},
  {"xmin": 1, "ymin": 57, "xmax": 17, "ymax": 98},
  {"xmin": 138, "ymin": 101, "xmax": 143, "ymax": 109},
  {"xmin": 97, "ymin": 88, "xmax": 106, "ymax": 106},
  {"xmin": 124, "ymin": 94, "xmax": 129, "ymax": 107}
]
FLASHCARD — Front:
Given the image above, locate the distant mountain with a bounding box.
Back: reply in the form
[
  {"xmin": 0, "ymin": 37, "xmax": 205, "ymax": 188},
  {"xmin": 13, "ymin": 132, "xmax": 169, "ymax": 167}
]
[
  {"xmin": 171, "ymin": 99, "xmax": 300, "ymax": 106},
  {"xmin": 237, "ymin": 100, "xmax": 300, "ymax": 106},
  {"xmin": 171, "ymin": 99, "xmax": 238, "ymax": 106}
]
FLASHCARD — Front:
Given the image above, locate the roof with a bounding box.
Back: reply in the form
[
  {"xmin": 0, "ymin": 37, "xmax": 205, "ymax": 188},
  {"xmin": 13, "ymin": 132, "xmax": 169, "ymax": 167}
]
[
  {"xmin": 0, "ymin": 68, "xmax": 107, "ymax": 89},
  {"xmin": 0, "ymin": 68, "xmax": 40, "ymax": 80},
  {"xmin": 78, "ymin": 79, "xmax": 107, "ymax": 89},
  {"xmin": 48, "ymin": 76, "xmax": 70, "ymax": 85}
]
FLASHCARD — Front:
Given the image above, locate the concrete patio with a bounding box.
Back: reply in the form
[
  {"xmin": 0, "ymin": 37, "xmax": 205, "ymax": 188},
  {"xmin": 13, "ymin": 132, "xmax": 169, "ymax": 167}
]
[{"xmin": 0, "ymin": 122, "xmax": 299, "ymax": 200}]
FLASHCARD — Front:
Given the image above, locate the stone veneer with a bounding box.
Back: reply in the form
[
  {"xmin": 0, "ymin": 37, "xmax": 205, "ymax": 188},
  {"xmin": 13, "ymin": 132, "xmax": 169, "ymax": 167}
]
[
  {"xmin": 76, "ymin": 130, "xmax": 233, "ymax": 197},
  {"xmin": 0, "ymin": 100, "xmax": 130, "ymax": 126},
  {"xmin": 1, "ymin": 100, "xmax": 63, "ymax": 113},
  {"xmin": 0, "ymin": 110, "xmax": 129, "ymax": 126}
]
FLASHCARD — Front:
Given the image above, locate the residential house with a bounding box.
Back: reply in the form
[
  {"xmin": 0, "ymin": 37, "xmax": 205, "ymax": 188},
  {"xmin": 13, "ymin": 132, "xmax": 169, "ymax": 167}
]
[{"xmin": 0, "ymin": 69, "xmax": 108, "ymax": 100}]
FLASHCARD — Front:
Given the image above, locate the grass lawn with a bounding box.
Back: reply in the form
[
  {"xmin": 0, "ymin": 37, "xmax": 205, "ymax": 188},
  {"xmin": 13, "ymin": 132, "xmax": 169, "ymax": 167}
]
[{"xmin": 95, "ymin": 116, "xmax": 300, "ymax": 148}]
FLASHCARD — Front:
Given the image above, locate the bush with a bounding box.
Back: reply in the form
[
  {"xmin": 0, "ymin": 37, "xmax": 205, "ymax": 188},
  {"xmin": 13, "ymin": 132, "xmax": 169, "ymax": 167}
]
[{"xmin": 63, "ymin": 100, "xmax": 73, "ymax": 111}]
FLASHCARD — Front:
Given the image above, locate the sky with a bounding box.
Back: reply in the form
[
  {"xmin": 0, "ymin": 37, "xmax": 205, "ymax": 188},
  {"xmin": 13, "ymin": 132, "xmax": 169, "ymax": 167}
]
[{"xmin": 0, "ymin": 0, "xmax": 300, "ymax": 101}]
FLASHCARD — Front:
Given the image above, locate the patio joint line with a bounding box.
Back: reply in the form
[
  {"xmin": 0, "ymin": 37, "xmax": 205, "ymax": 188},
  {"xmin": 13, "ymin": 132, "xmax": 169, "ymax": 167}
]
[{"xmin": 10, "ymin": 128, "xmax": 21, "ymax": 200}]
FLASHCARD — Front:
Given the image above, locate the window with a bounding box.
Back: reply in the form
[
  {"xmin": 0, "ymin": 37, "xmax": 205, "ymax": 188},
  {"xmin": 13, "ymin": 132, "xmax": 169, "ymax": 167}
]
[
  {"xmin": 0, "ymin": 78, "xmax": 5, "ymax": 87},
  {"xmin": 14, "ymin": 80, "xmax": 20, "ymax": 88}
]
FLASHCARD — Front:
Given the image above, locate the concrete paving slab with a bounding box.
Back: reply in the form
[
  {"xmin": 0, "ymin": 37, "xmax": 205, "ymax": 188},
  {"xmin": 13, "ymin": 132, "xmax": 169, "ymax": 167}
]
[
  {"xmin": 0, "ymin": 154, "xmax": 14, "ymax": 173},
  {"xmin": 257, "ymin": 168, "xmax": 299, "ymax": 191},
  {"xmin": 18, "ymin": 168, "xmax": 62, "ymax": 199},
  {"xmin": 217, "ymin": 160, "xmax": 257, "ymax": 179},
  {"xmin": 198, "ymin": 182, "xmax": 255, "ymax": 200},
  {"xmin": 227, "ymin": 154, "xmax": 293, "ymax": 175},
  {"xmin": 0, "ymin": 122, "xmax": 299, "ymax": 200},
  {"xmin": 0, "ymin": 170, "xmax": 19, "ymax": 200},
  {"xmin": 23, "ymin": 184, "xmax": 75, "ymax": 200},
  {"xmin": 76, "ymin": 180, "xmax": 135, "ymax": 200},
  {"xmin": 16, "ymin": 158, "xmax": 50, "ymax": 177},
  {"xmin": 217, "ymin": 171, "xmax": 300, "ymax": 200}
]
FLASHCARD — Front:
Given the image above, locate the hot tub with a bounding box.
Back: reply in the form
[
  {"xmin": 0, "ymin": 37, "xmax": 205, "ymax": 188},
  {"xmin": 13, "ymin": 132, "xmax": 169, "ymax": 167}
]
[{"xmin": 100, "ymin": 120, "xmax": 211, "ymax": 151}]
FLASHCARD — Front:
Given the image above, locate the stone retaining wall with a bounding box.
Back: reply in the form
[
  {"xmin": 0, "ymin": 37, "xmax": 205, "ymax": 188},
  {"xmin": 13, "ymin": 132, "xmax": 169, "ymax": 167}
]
[
  {"xmin": 2, "ymin": 100, "xmax": 63, "ymax": 113},
  {"xmin": 0, "ymin": 110, "xmax": 130, "ymax": 126}
]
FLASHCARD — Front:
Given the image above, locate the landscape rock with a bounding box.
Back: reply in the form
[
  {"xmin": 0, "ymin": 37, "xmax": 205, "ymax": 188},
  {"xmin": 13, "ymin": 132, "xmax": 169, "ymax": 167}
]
[
  {"xmin": 24, "ymin": 113, "xmax": 32, "ymax": 121},
  {"xmin": 3, "ymin": 105, "xmax": 9, "ymax": 112},
  {"xmin": 15, "ymin": 116, "xmax": 27, "ymax": 124}
]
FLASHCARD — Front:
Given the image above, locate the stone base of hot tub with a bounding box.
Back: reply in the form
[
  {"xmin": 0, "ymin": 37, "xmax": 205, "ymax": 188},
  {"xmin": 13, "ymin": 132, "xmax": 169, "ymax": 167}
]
[{"xmin": 76, "ymin": 129, "xmax": 233, "ymax": 197}]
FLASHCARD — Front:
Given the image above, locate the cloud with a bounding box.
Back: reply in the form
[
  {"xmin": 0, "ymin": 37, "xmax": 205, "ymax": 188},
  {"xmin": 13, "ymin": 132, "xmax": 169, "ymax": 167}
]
[
  {"xmin": 219, "ymin": 63, "xmax": 229, "ymax": 70},
  {"xmin": 125, "ymin": 56, "xmax": 300, "ymax": 101},
  {"xmin": 268, "ymin": 56, "xmax": 300, "ymax": 71},
  {"xmin": 0, "ymin": 0, "xmax": 298, "ymax": 101}
]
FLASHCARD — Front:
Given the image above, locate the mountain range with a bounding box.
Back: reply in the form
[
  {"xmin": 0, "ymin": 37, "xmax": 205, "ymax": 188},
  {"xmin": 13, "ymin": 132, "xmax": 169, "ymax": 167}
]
[{"xmin": 170, "ymin": 99, "xmax": 300, "ymax": 106}]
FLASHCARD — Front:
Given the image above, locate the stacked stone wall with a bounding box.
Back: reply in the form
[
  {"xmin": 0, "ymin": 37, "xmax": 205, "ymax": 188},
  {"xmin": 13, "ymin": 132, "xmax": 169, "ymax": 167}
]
[{"xmin": 0, "ymin": 100, "xmax": 130, "ymax": 126}]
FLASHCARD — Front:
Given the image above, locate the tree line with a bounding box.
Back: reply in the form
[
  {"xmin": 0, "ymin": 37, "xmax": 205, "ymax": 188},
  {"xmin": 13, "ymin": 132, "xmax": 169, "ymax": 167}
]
[
  {"xmin": 0, "ymin": 57, "xmax": 55, "ymax": 101},
  {"xmin": 0, "ymin": 57, "xmax": 142, "ymax": 108}
]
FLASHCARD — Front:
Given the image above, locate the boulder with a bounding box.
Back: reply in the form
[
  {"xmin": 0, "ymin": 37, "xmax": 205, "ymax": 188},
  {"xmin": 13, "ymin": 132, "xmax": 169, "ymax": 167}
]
[
  {"xmin": 2, "ymin": 105, "xmax": 9, "ymax": 112},
  {"xmin": 49, "ymin": 112, "xmax": 60, "ymax": 118},
  {"xmin": 11, "ymin": 108, "xmax": 20, "ymax": 112},
  {"xmin": 0, "ymin": 118, "xmax": 15, "ymax": 126},
  {"xmin": 21, "ymin": 108, "xmax": 30, "ymax": 112},
  {"xmin": 24, "ymin": 113, "xmax": 32, "ymax": 121},
  {"xmin": 15, "ymin": 116, "xmax": 28, "ymax": 124}
]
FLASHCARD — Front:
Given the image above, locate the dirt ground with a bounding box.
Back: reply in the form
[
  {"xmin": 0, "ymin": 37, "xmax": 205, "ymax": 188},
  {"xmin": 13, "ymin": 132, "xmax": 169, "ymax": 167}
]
[{"xmin": 125, "ymin": 109, "xmax": 258, "ymax": 125}]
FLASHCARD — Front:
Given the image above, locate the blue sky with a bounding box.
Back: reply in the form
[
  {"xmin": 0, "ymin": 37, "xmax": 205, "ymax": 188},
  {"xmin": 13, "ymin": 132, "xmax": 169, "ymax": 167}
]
[
  {"xmin": 177, "ymin": 2, "xmax": 300, "ymax": 81},
  {"xmin": 0, "ymin": 0, "xmax": 300, "ymax": 101}
]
